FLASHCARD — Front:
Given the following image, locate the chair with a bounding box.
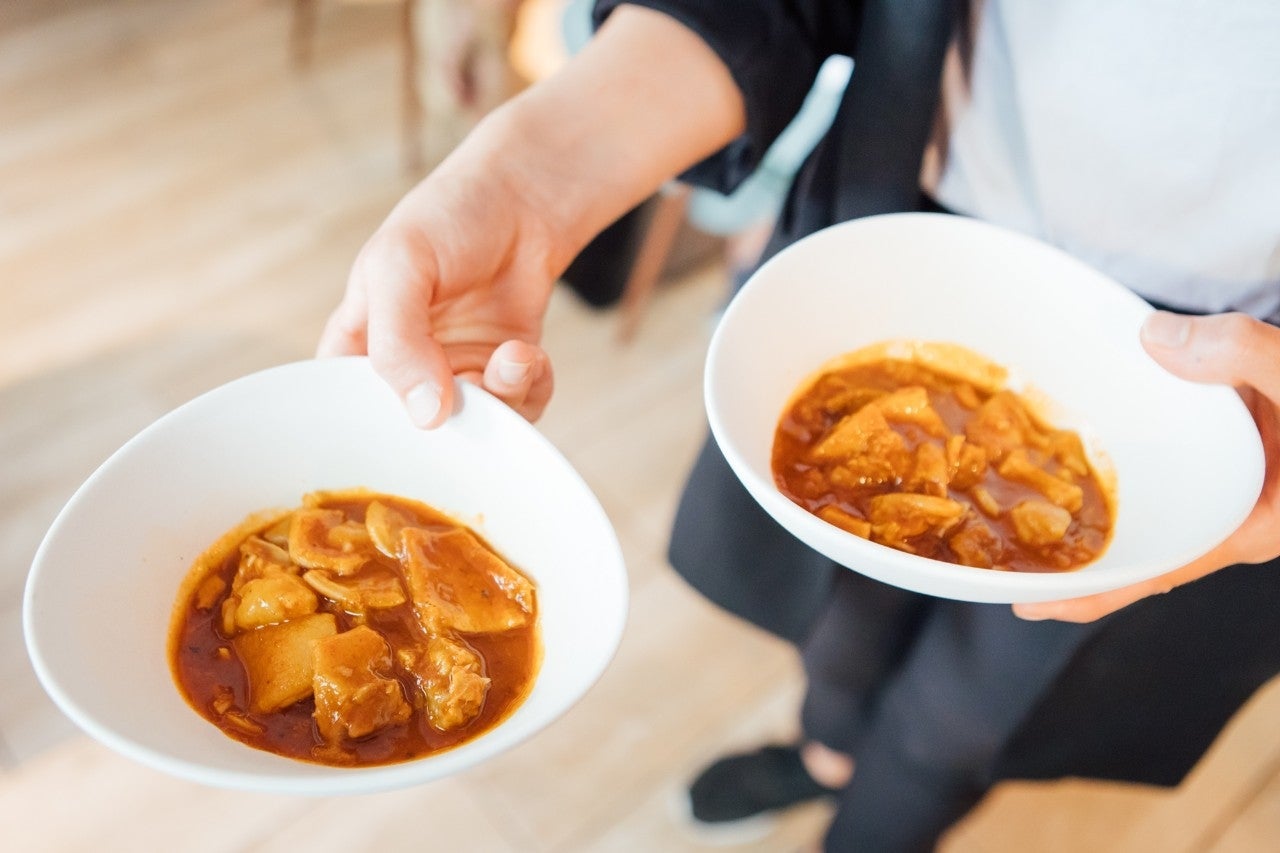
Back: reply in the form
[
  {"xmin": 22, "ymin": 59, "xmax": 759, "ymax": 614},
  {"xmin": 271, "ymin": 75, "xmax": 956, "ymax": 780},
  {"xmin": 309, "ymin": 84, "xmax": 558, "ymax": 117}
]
[
  {"xmin": 290, "ymin": 0, "xmax": 426, "ymax": 174},
  {"xmin": 290, "ymin": 0, "xmax": 529, "ymax": 175}
]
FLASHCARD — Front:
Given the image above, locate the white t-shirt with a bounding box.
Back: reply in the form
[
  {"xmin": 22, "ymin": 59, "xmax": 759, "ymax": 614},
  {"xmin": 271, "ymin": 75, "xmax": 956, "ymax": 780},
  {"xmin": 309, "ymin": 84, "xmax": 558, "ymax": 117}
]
[{"xmin": 925, "ymin": 0, "xmax": 1280, "ymax": 319}]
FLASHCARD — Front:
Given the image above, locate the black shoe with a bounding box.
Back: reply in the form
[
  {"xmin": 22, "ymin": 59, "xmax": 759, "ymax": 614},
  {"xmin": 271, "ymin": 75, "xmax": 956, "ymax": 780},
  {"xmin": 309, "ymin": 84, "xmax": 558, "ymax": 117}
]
[{"xmin": 687, "ymin": 744, "xmax": 841, "ymax": 826}]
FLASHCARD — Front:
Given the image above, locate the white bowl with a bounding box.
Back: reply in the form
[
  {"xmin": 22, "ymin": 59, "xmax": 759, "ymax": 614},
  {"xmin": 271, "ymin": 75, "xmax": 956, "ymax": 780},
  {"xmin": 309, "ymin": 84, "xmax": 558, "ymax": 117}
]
[
  {"xmin": 705, "ymin": 212, "xmax": 1264, "ymax": 604},
  {"xmin": 24, "ymin": 357, "xmax": 627, "ymax": 795}
]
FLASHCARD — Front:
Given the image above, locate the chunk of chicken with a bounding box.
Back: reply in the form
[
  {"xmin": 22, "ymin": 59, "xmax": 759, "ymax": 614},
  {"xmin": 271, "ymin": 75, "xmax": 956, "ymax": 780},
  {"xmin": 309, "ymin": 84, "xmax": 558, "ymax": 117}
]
[
  {"xmin": 811, "ymin": 382, "xmax": 885, "ymax": 418},
  {"xmin": 868, "ymin": 493, "xmax": 966, "ymax": 551},
  {"xmin": 868, "ymin": 493, "xmax": 967, "ymax": 536},
  {"xmin": 233, "ymin": 568, "xmax": 319, "ymax": 631},
  {"xmin": 312, "ymin": 625, "xmax": 413, "ymax": 743},
  {"xmin": 289, "ymin": 508, "xmax": 369, "ymax": 575},
  {"xmin": 868, "ymin": 386, "xmax": 949, "ymax": 439},
  {"xmin": 997, "ymin": 449, "xmax": 1084, "ymax": 512},
  {"xmin": 953, "ymin": 382, "xmax": 981, "ymax": 410},
  {"xmin": 399, "ymin": 635, "xmax": 491, "ymax": 732},
  {"xmin": 302, "ymin": 569, "xmax": 407, "ymax": 614},
  {"xmin": 965, "ymin": 391, "xmax": 1040, "ymax": 462},
  {"xmin": 814, "ymin": 406, "xmax": 912, "ymax": 486},
  {"xmin": 907, "ymin": 441, "xmax": 950, "ymax": 497},
  {"xmin": 233, "ymin": 613, "xmax": 337, "ymax": 713},
  {"xmin": 1047, "ymin": 429, "xmax": 1091, "ymax": 477},
  {"xmin": 948, "ymin": 519, "xmax": 1003, "ymax": 568},
  {"xmin": 401, "ymin": 527, "xmax": 535, "ymax": 634},
  {"xmin": 945, "ymin": 435, "xmax": 989, "ymax": 491},
  {"xmin": 1010, "ymin": 500, "xmax": 1074, "ymax": 546}
]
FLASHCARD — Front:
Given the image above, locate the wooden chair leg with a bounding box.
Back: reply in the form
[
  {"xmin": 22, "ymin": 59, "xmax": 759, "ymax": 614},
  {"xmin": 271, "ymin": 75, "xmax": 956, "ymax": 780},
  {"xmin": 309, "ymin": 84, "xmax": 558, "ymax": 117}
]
[
  {"xmin": 617, "ymin": 184, "xmax": 691, "ymax": 343},
  {"xmin": 291, "ymin": 0, "xmax": 424, "ymax": 175},
  {"xmin": 290, "ymin": 0, "xmax": 318, "ymax": 68},
  {"xmin": 400, "ymin": 0, "xmax": 425, "ymax": 175}
]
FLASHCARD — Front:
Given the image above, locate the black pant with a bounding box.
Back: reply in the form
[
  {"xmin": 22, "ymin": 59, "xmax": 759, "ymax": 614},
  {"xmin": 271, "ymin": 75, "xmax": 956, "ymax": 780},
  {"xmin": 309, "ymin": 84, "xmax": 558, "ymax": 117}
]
[
  {"xmin": 674, "ymin": 428, "xmax": 1280, "ymax": 853},
  {"xmin": 799, "ymin": 571, "xmax": 1098, "ymax": 851}
]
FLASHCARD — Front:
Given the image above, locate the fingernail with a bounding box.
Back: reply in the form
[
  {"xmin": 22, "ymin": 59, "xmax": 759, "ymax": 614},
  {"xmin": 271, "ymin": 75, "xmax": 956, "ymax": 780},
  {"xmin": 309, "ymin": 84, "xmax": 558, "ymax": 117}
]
[
  {"xmin": 1142, "ymin": 312, "xmax": 1191, "ymax": 348},
  {"xmin": 405, "ymin": 381, "xmax": 441, "ymax": 428},
  {"xmin": 496, "ymin": 358, "xmax": 531, "ymax": 386}
]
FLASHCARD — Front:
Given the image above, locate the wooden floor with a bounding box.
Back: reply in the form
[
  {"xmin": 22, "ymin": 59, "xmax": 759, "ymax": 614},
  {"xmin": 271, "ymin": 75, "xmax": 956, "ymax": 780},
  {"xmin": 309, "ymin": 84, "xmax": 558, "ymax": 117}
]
[{"xmin": 0, "ymin": 2, "xmax": 1276, "ymax": 850}]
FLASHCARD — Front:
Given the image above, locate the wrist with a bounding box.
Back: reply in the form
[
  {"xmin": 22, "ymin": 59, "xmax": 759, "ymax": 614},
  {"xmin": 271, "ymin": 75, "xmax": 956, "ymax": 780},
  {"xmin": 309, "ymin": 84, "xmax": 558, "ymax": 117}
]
[
  {"xmin": 464, "ymin": 4, "xmax": 745, "ymax": 267},
  {"xmin": 466, "ymin": 97, "xmax": 609, "ymax": 273}
]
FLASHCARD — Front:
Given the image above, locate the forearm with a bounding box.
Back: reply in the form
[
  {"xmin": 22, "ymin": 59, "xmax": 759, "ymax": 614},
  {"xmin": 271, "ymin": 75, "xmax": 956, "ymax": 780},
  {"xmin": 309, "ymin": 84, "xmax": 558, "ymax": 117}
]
[{"xmin": 454, "ymin": 4, "xmax": 746, "ymax": 269}]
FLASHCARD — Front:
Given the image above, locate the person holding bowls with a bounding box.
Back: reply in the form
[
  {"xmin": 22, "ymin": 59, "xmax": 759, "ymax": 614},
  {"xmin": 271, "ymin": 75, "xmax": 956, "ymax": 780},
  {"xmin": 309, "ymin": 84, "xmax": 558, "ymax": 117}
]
[{"xmin": 317, "ymin": 2, "xmax": 1280, "ymax": 850}]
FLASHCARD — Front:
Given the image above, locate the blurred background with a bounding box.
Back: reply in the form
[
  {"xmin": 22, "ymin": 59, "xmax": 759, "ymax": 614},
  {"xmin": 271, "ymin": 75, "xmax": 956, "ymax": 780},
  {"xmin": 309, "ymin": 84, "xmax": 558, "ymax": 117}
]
[{"xmin": 1, "ymin": 2, "xmax": 1276, "ymax": 850}]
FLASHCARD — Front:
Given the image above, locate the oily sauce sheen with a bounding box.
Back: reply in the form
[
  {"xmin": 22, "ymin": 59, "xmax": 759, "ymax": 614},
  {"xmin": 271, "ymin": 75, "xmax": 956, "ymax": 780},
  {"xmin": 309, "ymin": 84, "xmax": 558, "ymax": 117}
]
[
  {"xmin": 773, "ymin": 355, "xmax": 1114, "ymax": 572},
  {"xmin": 171, "ymin": 491, "xmax": 539, "ymax": 767}
]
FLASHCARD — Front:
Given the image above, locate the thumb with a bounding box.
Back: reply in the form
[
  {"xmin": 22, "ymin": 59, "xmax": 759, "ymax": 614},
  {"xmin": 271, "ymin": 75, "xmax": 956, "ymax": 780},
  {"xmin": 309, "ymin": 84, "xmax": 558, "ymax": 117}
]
[
  {"xmin": 358, "ymin": 229, "xmax": 457, "ymax": 429},
  {"xmin": 1139, "ymin": 311, "xmax": 1280, "ymax": 399}
]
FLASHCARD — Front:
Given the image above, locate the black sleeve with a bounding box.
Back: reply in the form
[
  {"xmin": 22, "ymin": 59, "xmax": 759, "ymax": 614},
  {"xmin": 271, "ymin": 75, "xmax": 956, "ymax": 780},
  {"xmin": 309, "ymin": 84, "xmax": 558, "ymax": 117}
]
[{"xmin": 592, "ymin": 0, "xmax": 862, "ymax": 193}]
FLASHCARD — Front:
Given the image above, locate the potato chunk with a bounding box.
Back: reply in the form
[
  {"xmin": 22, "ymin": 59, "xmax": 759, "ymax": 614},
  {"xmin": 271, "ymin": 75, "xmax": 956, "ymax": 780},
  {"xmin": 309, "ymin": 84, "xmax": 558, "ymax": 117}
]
[
  {"xmin": 1010, "ymin": 500, "xmax": 1074, "ymax": 546},
  {"xmin": 313, "ymin": 625, "xmax": 412, "ymax": 743},
  {"xmin": 232, "ymin": 613, "xmax": 337, "ymax": 713},
  {"xmin": 399, "ymin": 635, "xmax": 491, "ymax": 732},
  {"xmin": 401, "ymin": 527, "xmax": 535, "ymax": 634},
  {"xmin": 233, "ymin": 569, "xmax": 319, "ymax": 631}
]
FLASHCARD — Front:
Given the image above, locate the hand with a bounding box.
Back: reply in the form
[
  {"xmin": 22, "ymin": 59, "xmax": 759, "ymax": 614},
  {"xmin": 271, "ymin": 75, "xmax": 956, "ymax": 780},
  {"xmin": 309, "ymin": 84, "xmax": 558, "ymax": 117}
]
[
  {"xmin": 1014, "ymin": 311, "xmax": 1280, "ymax": 623},
  {"xmin": 317, "ymin": 5, "xmax": 745, "ymax": 429},
  {"xmin": 317, "ymin": 128, "xmax": 561, "ymax": 427}
]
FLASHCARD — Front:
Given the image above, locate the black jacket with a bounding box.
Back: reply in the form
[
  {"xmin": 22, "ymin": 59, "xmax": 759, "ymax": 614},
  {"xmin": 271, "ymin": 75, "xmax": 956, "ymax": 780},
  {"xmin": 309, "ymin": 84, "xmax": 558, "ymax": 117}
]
[{"xmin": 593, "ymin": 0, "xmax": 958, "ymax": 639}]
